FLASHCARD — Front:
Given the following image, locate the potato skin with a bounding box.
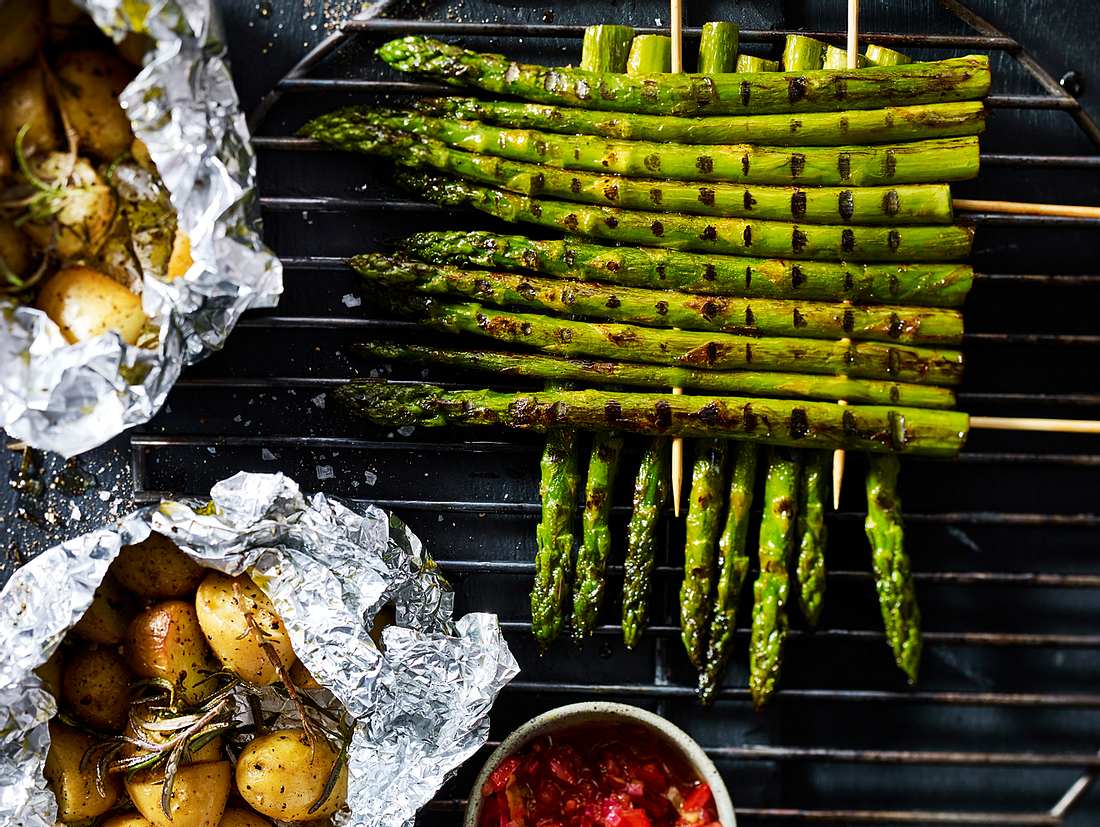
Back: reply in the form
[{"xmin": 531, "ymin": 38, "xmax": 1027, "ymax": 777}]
[
  {"xmin": 166, "ymin": 230, "xmax": 192, "ymax": 281},
  {"xmin": 195, "ymin": 572, "xmax": 296, "ymax": 685},
  {"xmin": 0, "ymin": 64, "xmax": 59, "ymax": 155},
  {"xmin": 235, "ymin": 729, "xmax": 348, "ymax": 821},
  {"xmin": 21, "ymin": 155, "xmax": 116, "ymax": 260},
  {"xmin": 111, "ymin": 534, "xmax": 205, "ymax": 598},
  {"xmin": 61, "ymin": 647, "xmax": 132, "ymax": 732},
  {"xmin": 126, "ymin": 761, "xmax": 232, "ymax": 827},
  {"xmin": 0, "ymin": 218, "xmax": 32, "ymax": 281},
  {"xmin": 35, "ymin": 647, "xmax": 64, "ymax": 699},
  {"xmin": 71, "ymin": 572, "xmax": 135, "ymax": 645},
  {"xmin": 44, "ymin": 721, "xmax": 119, "ymax": 822},
  {"xmin": 126, "ymin": 601, "xmax": 220, "ymax": 707},
  {"xmin": 102, "ymin": 815, "xmax": 156, "ymax": 827},
  {"xmin": 219, "ymin": 809, "xmax": 273, "ymax": 827},
  {"xmin": 55, "ymin": 50, "xmax": 134, "ymax": 161},
  {"xmin": 0, "ymin": 1, "xmax": 44, "ymax": 75},
  {"xmin": 35, "ymin": 266, "xmax": 145, "ymax": 345}
]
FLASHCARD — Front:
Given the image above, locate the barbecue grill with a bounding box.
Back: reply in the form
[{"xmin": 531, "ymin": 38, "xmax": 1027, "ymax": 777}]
[{"xmin": 127, "ymin": 1, "xmax": 1100, "ymax": 823}]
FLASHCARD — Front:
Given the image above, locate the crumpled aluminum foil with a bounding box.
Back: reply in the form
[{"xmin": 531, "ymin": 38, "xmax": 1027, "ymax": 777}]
[
  {"xmin": 0, "ymin": 0, "xmax": 282, "ymax": 457},
  {"xmin": 0, "ymin": 472, "xmax": 519, "ymax": 827}
]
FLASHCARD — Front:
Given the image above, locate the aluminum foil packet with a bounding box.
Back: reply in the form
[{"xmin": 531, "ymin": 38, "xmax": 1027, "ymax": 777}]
[
  {"xmin": 0, "ymin": 471, "xmax": 519, "ymax": 827},
  {"xmin": 0, "ymin": 0, "xmax": 283, "ymax": 457}
]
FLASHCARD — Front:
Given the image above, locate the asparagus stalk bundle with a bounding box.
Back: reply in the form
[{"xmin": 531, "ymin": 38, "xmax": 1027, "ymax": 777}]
[
  {"xmin": 622, "ymin": 438, "xmax": 670, "ymax": 648},
  {"xmin": 573, "ymin": 431, "xmax": 625, "ymax": 639},
  {"xmin": 581, "ymin": 25, "xmax": 635, "ymax": 72},
  {"xmin": 796, "ymin": 450, "xmax": 830, "ymax": 626},
  {"xmin": 681, "ymin": 439, "xmax": 729, "ymax": 669},
  {"xmin": 353, "ymin": 341, "xmax": 957, "ymax": 409},
  {"xmin": 396, "ymin": 173, "xmax": 975, "ymax": 263},
  {"xmin": 304, "ymin": 109, "xmax": 982, "ymax": 187},
  {"xmin": 700, "ymin": 441, "xmax": 759, "ymax": 704},
  {"xmin": 376, "ymin": 37, "xmax": 991, "ymax": 115},
  {"xmin": 334, "ymin": 382, "xmax": 971, "ymax": 457},
  {"xmin": 383, "ymin": 296, "xmax": 965, "ymax": 386},
  {"xmin": 401, "ymin": 231, "xmax": 975, "ymax": 307},
  {"xmin": 698, "ymin": 22, "xmax": 739, "ymax": 73},
  {"xmin": 351, "ymin": 254, "xmax": 963, "ymax": 345},
  {"xmin": 736, "ymin": 55, "xmax": 779, "ymax": 73}
]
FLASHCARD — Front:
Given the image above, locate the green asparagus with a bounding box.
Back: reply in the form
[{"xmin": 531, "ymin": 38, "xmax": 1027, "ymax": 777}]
[
  {"xmin": 796, "ymin": 450, "xmax": 829, "ymax": 627},
  {"xmin": 351, "ymin": 254, "xmax": 963, "ymax": 345},
  {"xmin": 376, "ymin": 37, "xmax": 991, "ymax": 115},
  {"xmin": 736, "ymin": 55, "xmax": 779, "ymax": 72},
  {"xmin": 627, "ymin": 35, "xmax": 671, "ymax": 75},
  {"xmin": 581, "ymin": 25, "xmax": 635, "ymax": 73},
  {"xmin": 383, "ymin": 296, "xmax": 964, "ymax": 386},
  {"xmin": 823, "ymin": 44, "xmax": 868, "ymax": 70},
  {"xmin": 749, "ymin": 449, "xmax": 802, "ymax": 709},
  {"xmin": 681, "ymin": 439, "xmax": 729, "ymax": 670},
  {"xmin": 700, "ymin": 441, "xmax": 759, "ymax": 704},
  {"xmin": 622, "ymin": 438, "xmax": 670, "ymax": 648},
  {"xmin": 866, "ymin": 44, "xmax": 913, "ymax": 67},
  {"xmin": 865, "ymin": 453, "xmax": 922, "ymax": 682},
  {"xmin": 334, "ymin": 383, "xmax": 972, "ymax": 457},
  {"xmin": 305, "ymin": 108, "xmax": 982, "ymax": 186},
  {"xmin": 396, "ymin": 172, "xmax": 975, "ymax": 262},
  {"xmin": 400, "ymin": 231, "xmax": 975, "ymax": 307},
  {"xmin": 352, "ymin": 341, "xmax": 958, "ymax": 409},
  {"xmin": 573, "ymin": 431, "xmax": 625, "ymax": 640},
  {"xmin": 698, "ymin": 22, "xmax": 739, "ymax": 73},
  {"xmin": 532, "ymin": 381, "xmax": 581, "ymax": 650},
  {"xmin": 783, "ymin": 34, "xmax": 826, "ymax": 71}
]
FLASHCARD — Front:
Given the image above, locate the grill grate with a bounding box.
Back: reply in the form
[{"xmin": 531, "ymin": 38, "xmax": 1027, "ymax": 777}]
[{"xmin": 131, "ymin": 2, "xmax": 1100, "ymax": 823}]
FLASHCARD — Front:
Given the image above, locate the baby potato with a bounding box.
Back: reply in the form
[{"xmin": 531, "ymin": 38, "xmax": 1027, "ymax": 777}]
[
  {"xmin": 35, "ymin": 266, "xmax": 145, "ymax": 345},
  {"xmin": 111, "ymin": 533, "xmax": 205, "ymax": 598},
  {"xmin": 61, "ymin": 647, "xmax": 132, "ymax": 732},
  {"xmin": 48, "ymin": 0, "xmax": 88, "ymax": 27},
  {"xmin": 0, "ymin": 64, "xmax": 59, "ymax": 155},
  {"xmin": 165, "ymin": 230, "xmax": 192, "ymax": 281},
  {"xmin": 195, "ymin": 572, "xmax": 296, "ymax": 685},
  {"xmin": 71, "ymin": 572, "xmax": 136, "ymax": 645},
  {"xmin": 21, "ymin": 154, "xmax": 116, "ymax": 259},
  {"xmin": 0, "ymin": 1, "xmax": 44, "ymax": 75},
  {"xmin": 35, "ymin": 647, "xmax": 64, "ymax": 699},
  {"xmin": 288, "ymin": 659, "xmax": 320, "ymax": 692},
  {"xmin": 126, "ymin": 601, "xmax": 220, "ymax": 707},
  {"xmin": 118, "ymin": 33, "xmax": 154, "ymax": 67},
  {"xmin": 44, "ymin": 721, "xmax": 119, "ymax": 822},
  {"xmin": 102, "ymin": 815, "xmax": 155, "ymax": 827},
  {"xmin": 236, "ymin": 729, "xmax": 348, "ymax": 821},
  {"xmin": 219, "ymin": 809, "xmax": 272, "ymax": 827},
  {"xmin": 127, "ymin": 761, "xmax": 232, "ymax": 827},
  {"xmin": 0, "ymin": 218, "xmax": 32, "ymax": 281},
  {"xmin": 55, "ymin": 50, "xmax": 134, "ymax": 161}
]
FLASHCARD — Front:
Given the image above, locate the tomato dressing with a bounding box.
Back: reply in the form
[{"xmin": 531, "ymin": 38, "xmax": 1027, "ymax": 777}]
[{"xmin": 478, "ymin": 724, "xmax": 723, "ymax": 827}]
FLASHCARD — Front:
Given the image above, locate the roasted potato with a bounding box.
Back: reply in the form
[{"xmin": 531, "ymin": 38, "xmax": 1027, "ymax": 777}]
[
  {"xmin": 0, "ymin": 146, "xmax": 11, "ymax": 179},
  {"xmin": 0, "ymin": 1, "xmax": 44, "ymax": 75},
  {"xmin": 71, "ymin": 572, "xmax": 135, "ymax": 645},
  {"xmin": 48, "ymin": 0, "xmax": 88, "ymax": 27},
  {"xmin": 111, "ymin": 534, "xmax": 205, "ymax": 598},
  {"xmin": 0, "ymin": 64, "xmax": 59, "ymax": 155},
  {"xmin": 131, "ymin": 137, "xmax": 153, "ymax": 172},
  {"xmin": 102, "ymin": 815, "xmax": 155, "ymax": 827},
  {"xmin": 288, "ymin": 659, "xmax": 320, "ymax": 692},
  {"xmin": 195, "ymin": 572, "xmax": 296, "ymax": 685},
  {"xmin": 60, "ymin": 647, "xmax": 131, "ymax": 732},
  {"xmin": 0, "ymin": 218, "xmax": 32, "ymax": 281},
  {"xmin": 44, "ymin": 721, "xmax": 120, "ymax": 822},
  {"xmin": 55, "ymin": 50, "xmax": 134, "ymax": 161},
  {"xmin": 35, "ymin": 647, "xmax": 64, "ymax": 699},
  {"xmin": 219, "ymin": 809, "xmax": 273, "ymax": 827},
  {"xmin": 35, "ymin": 266, "xmax": 145, "ymax": 344},
  {"xmin": 126, "ymin": 601, "xmax": 220, "ymax": 707},
  {"xmin": 21, "ymin": 155, "xmax": 116, "ymax": 259},
  {"xmin": 166, "ymin": 229, "xmax": 192, "ymax": 281},
  {"xmin": 127, "ymin": 761, "xmax": 232, "ymax": 827},
  {"xmin": 118, "ymin": 32, "xmax": 154, "ymax": 67},
  {"xmin": 235, "ymin": 729, "xmax": 348, "ymax": 821}
]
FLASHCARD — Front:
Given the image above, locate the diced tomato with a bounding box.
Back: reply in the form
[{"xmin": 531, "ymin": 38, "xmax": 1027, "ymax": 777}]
[
  {"xmin": 486, "ymin": 756, "xmax": 522, "ymax": 796},
  {"xmin": 680, "ymin": 784, "xmax": 712, "ymax": 813}
]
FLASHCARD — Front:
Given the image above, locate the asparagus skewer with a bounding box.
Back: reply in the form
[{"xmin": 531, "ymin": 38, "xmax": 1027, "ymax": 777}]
[
  {"xmin": 350, "ymin": 255, "xmax": 964, "ymax": 345},
  {"xmin": 305, "ymin": 109, "xmax": 982, "ymax": 187},
  {"xmin": 573, "ymin": 431, "xmax": 625, "ymax": 640},
  {"xmin": 700, "ymin": 441, "xmax": 759, "ymax": 704},
  {"xmin": 375, "ymin": 37, "xmax": 991, "ymax": 115},
  {"xmin": 749, "ymin": 449, "xmax": 802, "ymax": 709},
  {"xmin": 736, "ymin": 55, "xmax": 779, "ymax": 72},
  {"xmin": 865, "ymin": 453, "xmax": 923, "ymax": 682},
  {"xmin": 622, "ymin": 438, "xmax": 670, "ymax": 648},
  {"xmin": 783, "ymin": 35, "xmax": 826, "ymax": 71},
  {"xmin": 334, "ymin": 383, "xmax": 972, "ymax": 457},
  {"xmin": 580, "ymin": 25, "xmax": 635, "ymax": 72},
  {"xmin": 400, "ymin": 231, "xmax": 975, "ymax": 307},
  {"xmin": 681, "ymin": 439, "xmax": 729, "ymax": 669},
  {"xmin": 796, "ymin": 450, "xmax": 830, "ymax": 626},
  {"xmin": 395, "ymin": 172, "xmax": 975, "ymax": 263},
  {"xmin": 697, "ymin": 22, "xmax": 739, "ymax": 73},
  {"xmin": 353, "ymin": 341, "xmax": 957, "ymax": 409},
  {"xmin": 627, "ymin": 34, "xmax": 672, "ymax": 75}
]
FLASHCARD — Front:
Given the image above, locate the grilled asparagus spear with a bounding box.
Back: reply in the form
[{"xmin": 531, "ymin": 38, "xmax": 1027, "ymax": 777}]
[
  {"xmin": 400, "ymin": 231, "xmax": 975, "ymax": 307},
  {"xmin": 622, "ymin": 438, "xmax": 670, "ymax": 648},
  {"xmin": 783, "ymin": 35, "xmax": 826, "ymax": 71},
  {"xmin": 736, "ymin": 55, "xmax": 779, "ymax": 72},
  {"xmin": 395, "ymin": 172, "xmax": 975, "ymax": 262},
  {"xmin": 352, "ymin": 341, "xmax": 958, "ymax": 409},
  {"xmin": 866, "ymin": 44, "xmax": 913, "ymax": 67},
  {"xmin": 865, "ymin": 453, "xmax": 922, "ymax": 682},
  {"xmin": 350, "ymin": 254, "xmax": 964, "ymax": 345},
  {"xmin": 698, "ymin": 22, "xmax": 739, "ymax": 73},
  {"xmin": 627, "ymin": 34, "xmax": 672, "ymax": 75},
  {"xmin": 581, "ymin": 25, "xmax": 635, "ymax": 72},
  {"xmin": 824, "ymin": 45, "xmax": 867, "ymax": 70},
  {"xmin": 304, "ymin": 108, "xmax": 982, "ymax": 186},
  {"xmin": 376, "ymin": 37, "xmax": 991, "ymax": 115},
  {"xmin": 749, "ymin": 449, "xmax": 802, "ymax": 708},
  {"xmin": 700, "ymin": 441, "xmax": 759, "ymax": 704},
  {"xmin": 334, "ymin": 383, "xmax": 972, "ymax": 457},
  {"xmin": 573, "ymin": 431, "xmax": 625, "ymax": 640},
  {"xmin": 796, "ymin": 450, "xmax": 830, "ymax": 627},
  {"xmin": 681, "ymin": 439, "xmax": 729, "ymax": 670}
]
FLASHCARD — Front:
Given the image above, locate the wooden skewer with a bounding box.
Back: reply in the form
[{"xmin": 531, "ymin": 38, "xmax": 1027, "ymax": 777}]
[
  {"xmin": 670, "ymin": 0, "xmax": 685, "ymax": 516},
  {"xmin": 954, "ymin": 198, "xmax": 1100, "ymax": 219},
  {"xmin": 970, "ymin": 416, "xmax": 1100, "ymax": 434}
]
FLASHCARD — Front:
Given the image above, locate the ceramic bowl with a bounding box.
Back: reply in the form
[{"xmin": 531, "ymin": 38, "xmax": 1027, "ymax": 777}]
[{"xmin": 464, "ymin": 701, "xmax": 736, "ymax": 826}]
